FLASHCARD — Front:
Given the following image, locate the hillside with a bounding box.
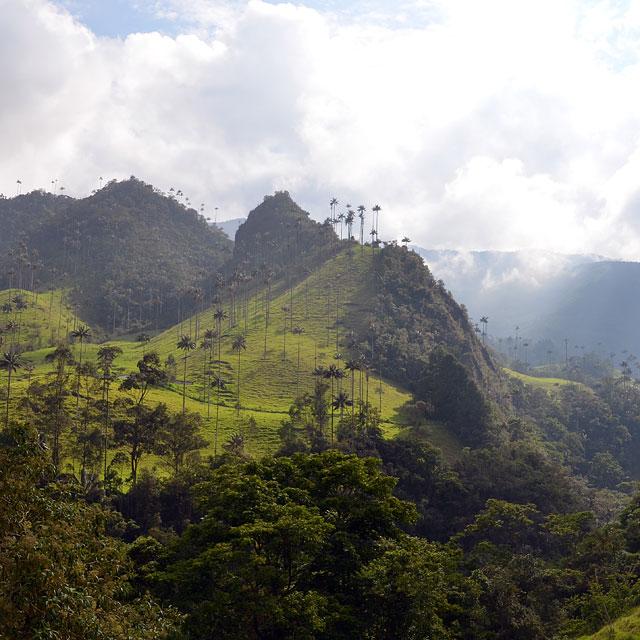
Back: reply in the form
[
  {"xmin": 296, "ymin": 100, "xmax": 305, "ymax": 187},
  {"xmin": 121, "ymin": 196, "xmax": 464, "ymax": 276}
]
[
  {"xmin": 0, "ymin": 190, "xmax": 72, "ymax": 253},
  {"xmin": 0, "ymin": 179, "xmax": 232, "ymax": 332},
  {"xmin": 233, "ymin": 191, "xmax": 335, "ymax": 270}
]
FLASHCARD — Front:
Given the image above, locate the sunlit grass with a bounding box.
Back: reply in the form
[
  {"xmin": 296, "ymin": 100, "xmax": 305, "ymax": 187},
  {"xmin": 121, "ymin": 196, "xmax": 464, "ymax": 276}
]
[{"xmin": 1, "ymin": 246, "xmax": 413, "ymax": 465}]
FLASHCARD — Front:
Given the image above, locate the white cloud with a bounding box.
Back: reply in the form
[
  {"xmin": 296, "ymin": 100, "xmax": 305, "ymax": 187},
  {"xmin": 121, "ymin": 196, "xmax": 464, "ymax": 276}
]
[{"xmin": 3, "ymin": 0, "xmax": 640, "ymax": 259}]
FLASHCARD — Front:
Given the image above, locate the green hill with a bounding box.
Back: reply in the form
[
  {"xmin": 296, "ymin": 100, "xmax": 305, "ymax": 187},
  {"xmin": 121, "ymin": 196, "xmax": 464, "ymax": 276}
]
[
  {"xmin": 0, "ymin": 190, "xmax": 72, "ymax": 254},
  {"xmin": 1, "ymin": 178, "xmax": 232, "ymax": 332}
]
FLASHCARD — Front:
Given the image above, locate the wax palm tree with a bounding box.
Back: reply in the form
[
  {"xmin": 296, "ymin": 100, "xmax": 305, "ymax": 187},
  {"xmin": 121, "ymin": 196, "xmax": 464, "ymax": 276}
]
[
  {"xmin": 192, "ymin": 287, "xmax": 204, "ymax": 341},
  {"xmin": 372, "ymin": 204, "xmax": 382, "ymax": 241},
  {"xmin": 292, "ymin": 325, "xmax": 305, "ymax": 396},
  {"xmin": 200, "ymin": 337, "xmax": 214, "ymax": 412},
  {"xmin": 332, "ymin": 391, "xmax": 353, "ymax": 435},
  {"xmin": 12, "ymin": 296, "xmax": 27, "ymax": 353},
  {"xmin": 281, "ymin": 306, "xmax": 290, "ymax": 360},
  {"xmin": 323, "ymin": 364, "xmax": 345, "ymax": 442},
  {"xmin": 97, "ymin": 344, "xmax": 122, "ymax": 483},
  {"xmin": 345, "ymin": 209, "xmax": 355, "ymax": 242},
  {"xmin": 330, "ymin": 198, "xmax": 339, "ymax": 235},
  {"xmin": 345, "ymin": 359, "xmax": 360, "ymax": 420},
  {"xmin": 177, "ymin": 335, "xmax": 196, "ymax": 413},
  {"xmin": 70, "ymin": 325, "xmax": 91, "ymax": 427},
  {"xmin": 232, "ymin": 333, "xmax": 247, "ymax": 414},
  {"xmin": 357, "ymin": 205, "xmax": 366, "ymax": 252},
  {"xmin": 0, "ymin": 351, "xmax": 21, "ymax": 431},
  {"xmin": 402, "ymin": 236, "xmax": 411, "ymax": 248}
]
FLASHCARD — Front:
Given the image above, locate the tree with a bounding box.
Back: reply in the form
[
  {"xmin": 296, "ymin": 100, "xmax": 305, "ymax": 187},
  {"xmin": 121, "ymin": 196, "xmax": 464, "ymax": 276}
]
[
  {"xmin": 357, "ymin": 205, "xmax": 366, "ymax": 253},
  {"xmin": 292, "ymin": 325, "xmax": 305, "ymax": 395},
  {"xmin": 113, "ymin": 402, "xmax": 169, "ymax": 485},
  {"xmin": 281, "ymin": 305, "xmax": 290, "ymax": 360},
  {"xmin": 332, "ymin": 390, "xmax": 353, "ymax": 436},
  {"xmin": 0, "ymin": 426, "xmax": 177, "ymax": 638},
  {"xmin": 41, "ymin": 345, "xmax": 75, "ymax": 468},
  {"xmin": 232, "ymin": 334, "xmax": 247, "ymax": 414},
  {"xmin": 119, "ymin": 352, "xmax": 168, "ymax": 409},
  {"xmin": 322, "ymin": 364, "xmax": 346, "ymax": 442},
  {"xmin": 177, "ymin": 335, "xmax": 196, "ymax": 414},
  {"xmin": 0, "ymin": 351, "xmax": 21, "ymax": 431},
  {"xmin": 344, "ymin": 359, "xmax": 360, "ymax": 420},
  {"xmin": 156, "ymin": 451, "xmax": 417, "ymax": 640},
  {"xmin": 136, "ymin": 332, "xmax": 151, "ymax": 353},
  {"xmin": 97, "ymin": 345, "xmax": 122, "ymax": 483},
  {"xmin": 155, "ymin": 410, "xmax": 207, "ymax": 475},
  {"xmin": 70, "ymin": 324, "xmax": 91, "ymax": 428}
]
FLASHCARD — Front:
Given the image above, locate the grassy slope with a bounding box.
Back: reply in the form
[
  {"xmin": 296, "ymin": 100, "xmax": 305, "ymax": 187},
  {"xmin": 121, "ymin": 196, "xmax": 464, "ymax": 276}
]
[
  {"xmin": 578, "ymin": 607, "xmax": 640, "ymax": 639},
  {"xmin": 1, "ymin": 288, "xmax": 81, "ymax": 352},
  {"xmin": 504, "ymin": 367, "xmax": 575, "ymax": 389},
  {"xmin": 3, "ymin": 246, "xmax": 413, "ymax": 466}
]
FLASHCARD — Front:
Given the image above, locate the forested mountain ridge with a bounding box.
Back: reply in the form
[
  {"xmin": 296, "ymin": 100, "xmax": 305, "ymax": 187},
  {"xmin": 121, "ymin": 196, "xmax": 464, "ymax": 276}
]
[
  {"xmin": 0, "ymin": 178, "xmax": 232, "ymax": 331},
  {"xmin": 233, "ymin": 190, "xmax": 336, "ymax": 269},
  {"xmin": 0, "ymin": 190, "xmax": 70, "ymax": 253}
]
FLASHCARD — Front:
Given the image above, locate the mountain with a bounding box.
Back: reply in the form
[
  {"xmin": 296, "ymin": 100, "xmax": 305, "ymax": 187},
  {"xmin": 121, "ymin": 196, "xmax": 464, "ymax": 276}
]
[
  {"xmin": 414, "ymin": 247, "xmax": 640, "ymax": 361},
  {"xmin": 233, "ymin": 191, "xmax": 335, "ymax": 270},
  {"xmin": 215, "ymin": 217, "xmax": 246, "ymax": 240},
  {"xmin": 0, "ymin": 178, "xmax": 232, "ymax": 331},
  {"xmin": 0, "ymin": 190, "xmax": 72, "ymax": 254}
]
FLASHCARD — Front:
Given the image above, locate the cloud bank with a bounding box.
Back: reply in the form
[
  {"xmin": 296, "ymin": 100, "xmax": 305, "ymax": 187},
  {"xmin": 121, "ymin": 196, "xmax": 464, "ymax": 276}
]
[{"xmin": 3, "ymin": 0, "xmax": 640, "ymax": 259}]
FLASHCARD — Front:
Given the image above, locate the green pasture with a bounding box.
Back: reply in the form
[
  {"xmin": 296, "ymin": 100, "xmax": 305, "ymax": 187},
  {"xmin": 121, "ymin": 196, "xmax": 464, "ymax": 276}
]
[{"xmin": 1, "ymin": 246, "xmax": 413, "ymax": 467}]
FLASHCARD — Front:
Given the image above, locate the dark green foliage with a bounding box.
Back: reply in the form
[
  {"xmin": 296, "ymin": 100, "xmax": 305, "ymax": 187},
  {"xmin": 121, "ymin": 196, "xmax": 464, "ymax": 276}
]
[
  {"xmin": 360, "ymin": 245, "xmax": 502, "ymax": 395},
  {"xmin": 233, "ymin": 190, "xmax": 337, "ymax": 270},
  {"xmin": 3, "ymin": 179, "xmax": 232, "ymax": 331},
  {"xmin": 0, "ymin": 190, "xmax": 65, "ymax": 254},
  {"xmin": 0, "ymin": 425, "xmax": 177, "ymax": 639},
  {"xmin": 154, "ymin": 452, "xmax": 485, "ymax": 640},
  {"xmin": 416, "ymin": 346, "xmax": 493, "ymax": 446}
]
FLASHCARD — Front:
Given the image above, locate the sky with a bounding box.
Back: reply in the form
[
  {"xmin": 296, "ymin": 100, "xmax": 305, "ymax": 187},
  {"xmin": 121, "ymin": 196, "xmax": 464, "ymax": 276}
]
[{"xmin": 3, "ymin": 0, "xmax": 640, "ymax": 259}]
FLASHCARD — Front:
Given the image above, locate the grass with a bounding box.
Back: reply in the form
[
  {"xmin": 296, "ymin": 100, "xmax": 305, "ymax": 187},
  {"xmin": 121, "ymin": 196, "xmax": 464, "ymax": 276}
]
[
  {"xmin": 503, "ymin": 368, "xmax": 576, "ymax": 390},
  {"xmin": 577, "ymin": 606, "xmax": 640, "ymax": 639},
  {"xmin": 2, "ymin": 245, "xmax": 414, "ymax": 466}
]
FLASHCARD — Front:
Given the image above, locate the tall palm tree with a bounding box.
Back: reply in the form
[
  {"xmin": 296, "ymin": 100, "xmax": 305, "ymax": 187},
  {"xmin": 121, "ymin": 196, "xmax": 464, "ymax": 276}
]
[
  {"xmin": 200, "ymin": 338, "xmax": 213, "ymax": 411},
  {"xmin": 292, "ymin": 325, "xmax": 305, "ymax": 396},
  {"xmin": 12, "ymin": 296, "xmax": 27, "ymax": 353},
  {"xmin": 357, "ymin": 205, "xmax": 366, "ymax": 253},
  {"xmin": 345, "ymin": 209, "xmax": 355, "ymax": 242},
  {"xmin": 345, "ymin": 359, "xmax": 360, "ymax": 420},
  {"xmin": 281, "ymin": 306, "xmax": 290, "ymax": 360},
  {"xmin": 372, "ymin": 204, "xmax": 382, "ymax": 241},
  {"xmin": 0, "ymin": 351, "xmax": 21, "ymax": 431},
  {"xmin": 330, "ymin": 197, "xmax": 339, "ymax": 232},
  {"xmin": 202, "ymin": 328, "xmax": 218, "ymax": 418},
  {"xmin": 332, "ymin": 391, "xmax": 353, "ymax": 436},
  {"xmin": 479, "ymin": 316, "xmax": 489, "ymax": 345},
  {"xmin": 323, "ymin": 364, "xmax": 345, "ymax": 443},
  {"xmin": 177, "ymin": 335, "xmax": 196, "ymax": 414},
  {"xmin": 70, "ymin": 325, "xmax": 91, "ymax": 427},
  {"xmin": 232, "ymin": 334, "xmax": 247, "ymax": 414},
  {"xmin": 97, "ymin": 345, "xmax": 122, "ymax": 483}
]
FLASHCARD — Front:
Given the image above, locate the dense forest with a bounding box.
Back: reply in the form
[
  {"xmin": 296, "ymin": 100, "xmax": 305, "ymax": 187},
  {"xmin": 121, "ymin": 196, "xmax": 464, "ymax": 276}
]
[{"xmin": 2, "ymin": 181, "xmax": 640, "ymax": 639}]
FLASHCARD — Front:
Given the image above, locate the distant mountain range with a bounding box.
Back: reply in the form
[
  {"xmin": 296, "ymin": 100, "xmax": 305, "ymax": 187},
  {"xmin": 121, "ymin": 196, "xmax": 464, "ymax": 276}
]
[
  {"xmin": 415, "ymin": 247, "xmax": 640, "ymax": 361},
  {"xmin": 215, "ymin": 217, "xmax": 246, "ymax": 240}
]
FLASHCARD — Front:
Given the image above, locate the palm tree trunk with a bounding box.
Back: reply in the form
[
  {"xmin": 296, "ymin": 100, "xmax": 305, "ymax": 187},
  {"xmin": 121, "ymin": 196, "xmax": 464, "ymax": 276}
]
[
  {"xmin": 4, "ymin": 370, "xmax": 11, "ymax": 431},
  {"xmin": 183, "ymin": 356, "xmax": 187, "ymax": 414}
]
